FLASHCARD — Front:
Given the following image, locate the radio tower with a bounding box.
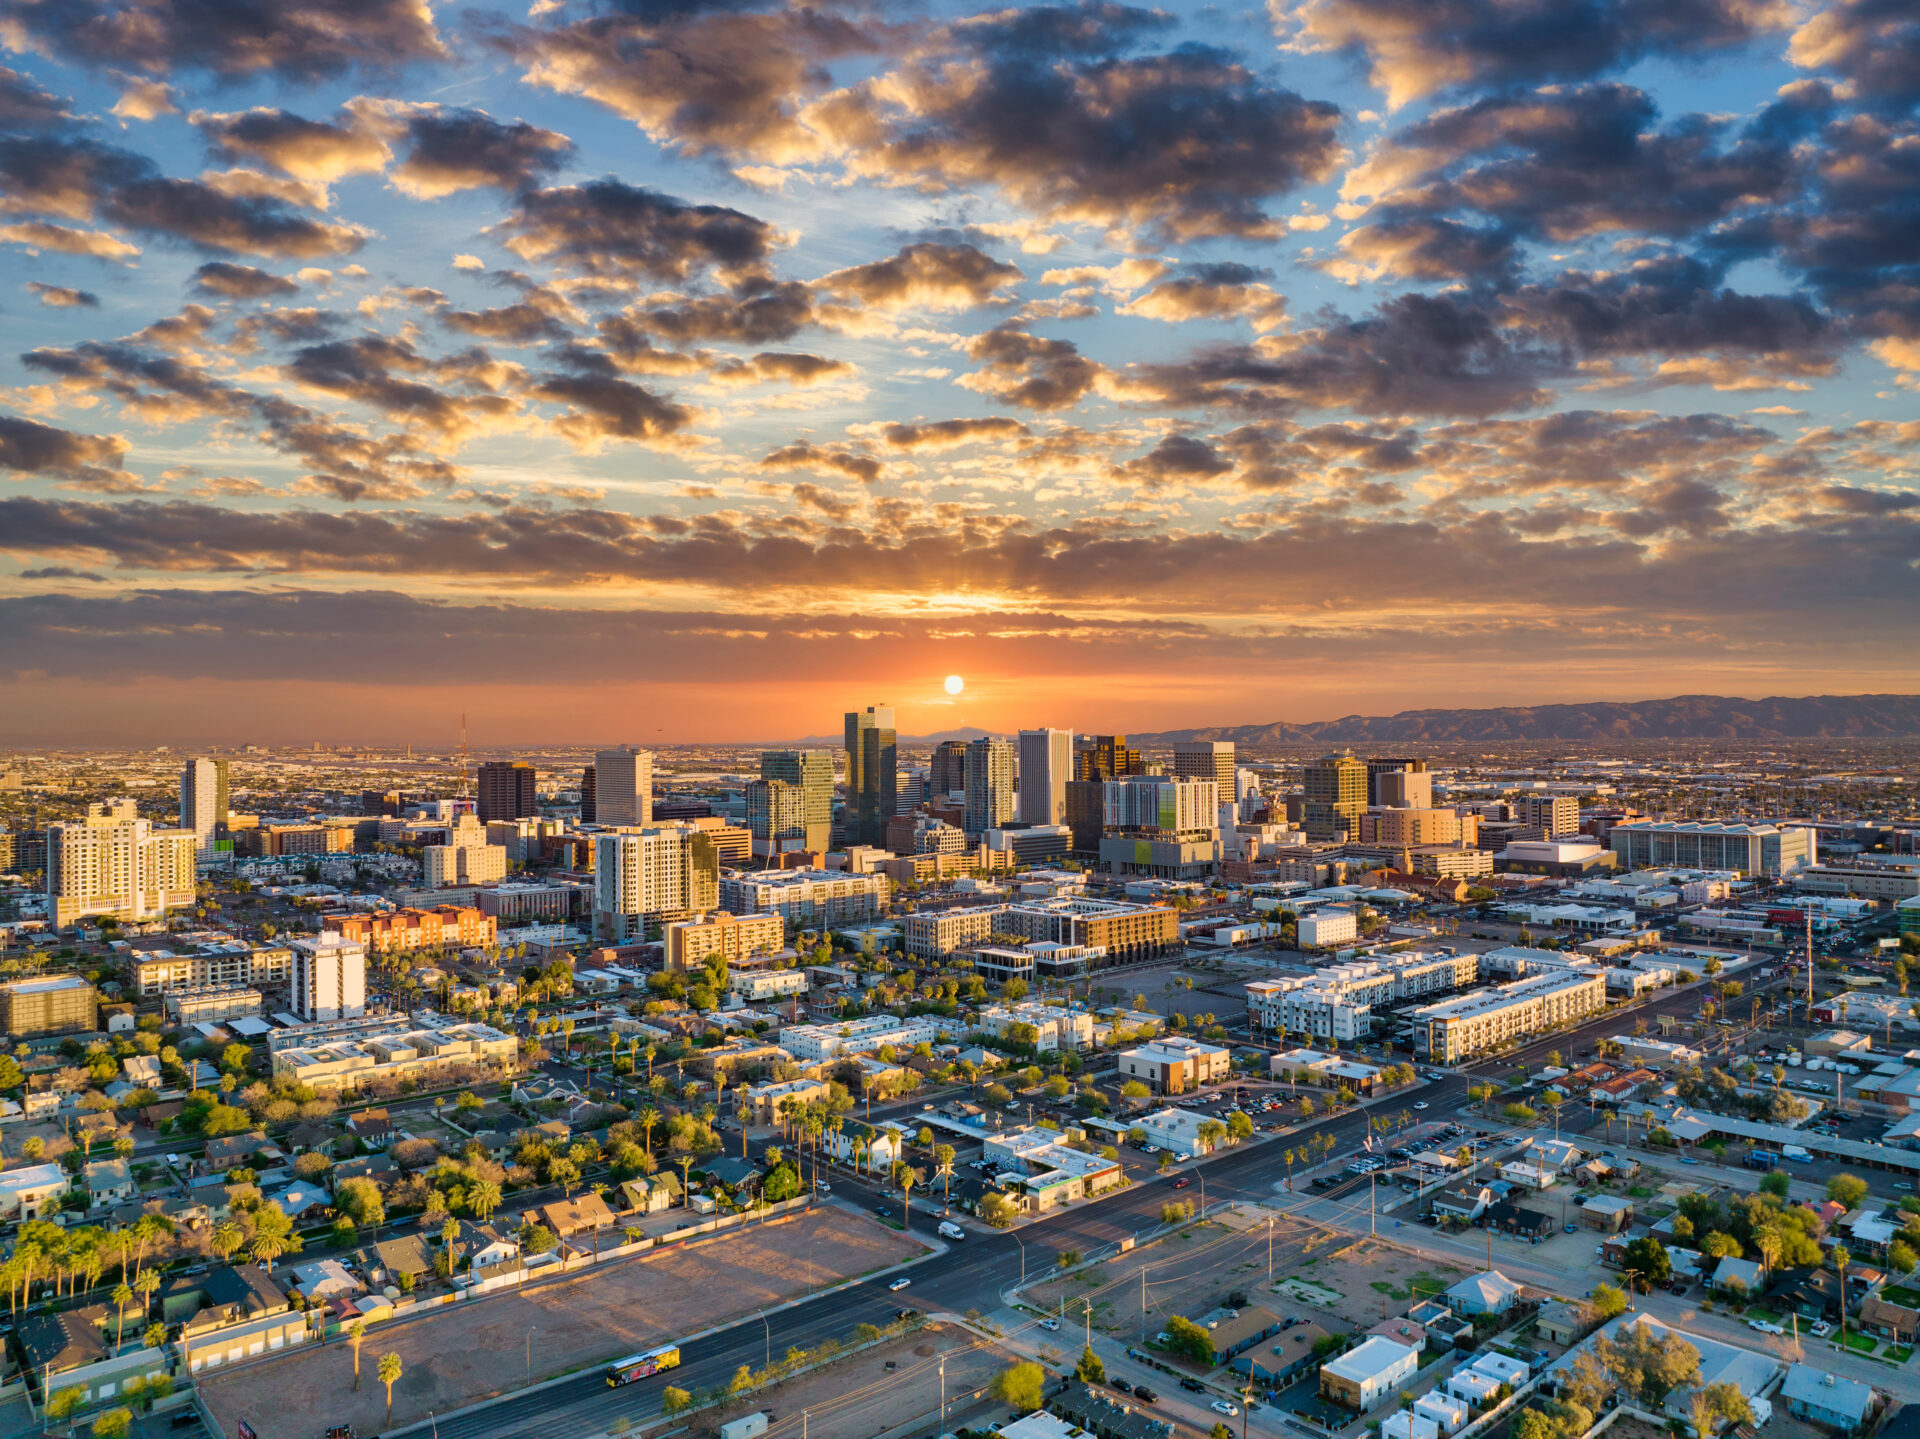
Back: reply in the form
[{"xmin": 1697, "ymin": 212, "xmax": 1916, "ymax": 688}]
[{"xmin": 459, "ymin": 712, "xmax": 470, "ymax": 798}]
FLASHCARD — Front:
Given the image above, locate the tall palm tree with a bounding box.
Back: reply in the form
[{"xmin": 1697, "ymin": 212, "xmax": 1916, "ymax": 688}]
[
  {"xmin": 378, "ymin": 1352, "xmax": 402, "ymax": 1425},
  {"xmin": 348, "ymin": 1319, "xmax": 367, "ymax": 1391},
  {"xmin": 112, "ymin": 1282, "xmax": 133, "ymax": 1348}
]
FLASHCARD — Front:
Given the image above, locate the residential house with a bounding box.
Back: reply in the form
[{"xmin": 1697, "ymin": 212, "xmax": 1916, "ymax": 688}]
[
  {"xmin": 20, "ymin": 1307, "xmax": 169, "ymax": 1415},
  {"xmin": 175, "ymin": 1265, "xmax": 287, "ymax": 1334},
  {"xmin": 1405, "ymin": 1299, "xmax": 1473, "ymax": 1351},
  {"xmin": 1431, "ymin": 1186, "xmax": 1493, "ymax": 1223},
  {"xmin": 360, "ymin": 1234, "xmax": 433, "ymax": 1286},
  {"xmin": 1712, "ymin": 1257, "xmax": 1767, "ymax": 1299},
  {"xmin": 1579, "ymin": 1195, "xmax": 1634, "ymax": 1232},
  {"xmin": 1536, "ymin": 1300, "xmax": 1584, "ymax": 1345},
  {"xmin": 1370, "ymin": 1319, "xmax": 1427, "ymax": 1353},
  {"xmin": 0, "ymin": 1161, "xmax": 71, "ymax": 1221},
  {"xmin": 263, "ymin": 1181, "xmax": 329, "ymax": 1220},
  {"xmin": 1781, "ymin": 1364, "xmax": 1874, "ymax": 1431},
  {"xmin": 1239, "ymin": 1320, "xmax": 1333, "ymax": 1386},
  {"xmin": 346, "ymin": 1108, "xmax": 397, "ymax": 1148},
  {"xmin": 82, "ymin": 1158, "xmax": 136, "ymax": 1207},
  {"xmin": 1860, "ymin": 1295, "xmax": 1920, "ymax": 1343},
  {"xmin": 1416, "ymin": 1394, "xmax": 1471, "ymax": 1435},
  {"xmin": 1446, "ymin": 1270, "xmax": 1523, "ymax": 1317},
  {"xmin": 1384, "ymin": 1414, "xmax": 1441, "ymax": 1439},
  {"xmin": 1847, "ymin": 1213, "xmax": 1902, "ymax": 1258},
  {"xmin": 542, "ymin": 1191, "xmax": 617, "ymax": 1236},
  {"xmin": 330, "ymin": 1152, "xmax": 396, "ymax": 1188},
  {"xmin": 1200, "ymin": 1304, "xmax": 1284, "ymax": 1362},
  {"xmin": 182, "ymin": 1307, "xmax": 313, "ymax": 1374},
  {"xmin": 1050, "ymin": 1379, "xmax": 1175, "ymax": 1439},
  {"xmin": 1321, "ymin": 1335, "xmax": 1419, "ymax": 1410},
  {"xmin": 450, "ymin": 1222, "xmax": 519, "ymax": 1271},
  {"xmin": 286, "ymin": 1257, "xmax": 362, "ymax": 1304},
  {"xmin": 200, "ymin": 1132, "xmax": 279, "ymax": 1174},
  {"xmin": 1481, "ymin": 1199, "xmax": 1554, "ymax": 1239},
  {"xmin": 1778, "ymin": 1266, "xmax": 1846, "ymax": 1320}
]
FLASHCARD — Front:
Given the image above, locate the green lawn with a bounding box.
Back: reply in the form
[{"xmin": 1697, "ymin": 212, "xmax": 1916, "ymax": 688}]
[
  {"xmin": 1888, "ymin": 1345, "xmax": 1914, "ymax": 1364},
  {"xmin": 1844, "ymin": 1333, "xmax": 1879, "ymax": 1355}
]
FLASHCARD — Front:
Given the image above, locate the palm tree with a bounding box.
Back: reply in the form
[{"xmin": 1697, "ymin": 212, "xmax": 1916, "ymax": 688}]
[
  {"xmin": 638, "ymin": 1105, "xmax": 660, "ymax": 1157},
  {"xmin": 378, "ymin": 1352, "xmax": 402, "ymax": 1425},
  {"xmin": 133, "ymin": 1267, "xmax": 160, "ymax": 1317},
  {"xmin": 1282, "ymin": 1149, "xmax": 1296, "ymax": 1192},
  {"xmin": 210, "ymin": 1221, "xmax": 245, "ymax": 1264},
  {"xmin": 470, "ymin": 1179, "xmax": 502, "ymax": 1223},
  {"xmin": 349, "ymin": 1319, "xmax": 367, "ymax": 1391},
  {"xmin": 112, "ymin": 1282, "xmax": 133, "ymax": 1348},
  {"xmin": 935, "ymin": 1145, "xmax": 956, "ymax": 1201}
]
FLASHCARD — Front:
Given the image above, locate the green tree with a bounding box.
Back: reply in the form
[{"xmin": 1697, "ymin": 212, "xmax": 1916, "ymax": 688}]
[
  {"xmin": 1227, "ymin": 1110, "xmax": 1253, "ymax": 1142},
  {"xmin": 1889, "ymin": 1240, "xmax": 1917, "ymax": 1275},
  {"xmin": 1594, "ymin": 1321, "xmax": 1700, "ymax": 1407},
  {"xmin": 1164, "ymin": 1314, "xmax": 1216, "ymax": 1366},
  {"xmin": 0, "ymin": 1054, "xmax": 24, "ymax": 1091},
  {"xmin": 1589, "ymin": 1283, "xmax": 1628, "ymax": 1324},
  {"xmin": 90, "ymin": 1408, "xmax": 133, "ymax": 1439},
  {"xmin": 662, "ymin": 1386, "xmax": 692, "ymax": 1415},
  {"xmin": 1827, "ymin": 1173, "xmax": 1869, "ymax": 1209},
  {"xmin": 1759, "ymin": 1170, "xmax": 1790, "ymax": 1199},
  {"xmin": 1212, "ymin": 1425, "xmax": 1233, "ymax": 1439},
  {"xmin": 1076, "ymin": 1345, "xmax": 1105, "ymax": 1383},
  {"xmin": 990, "ymin": 1361, "xmax": 1045, "ymax": 1412},
  {"xmin": 1620, "ymin": 1236, "xmax": 1672, "ymax": 1290},
  {"xmin": 336, "ymin": 1176, "xmax": 385, "ymax": 1228}
]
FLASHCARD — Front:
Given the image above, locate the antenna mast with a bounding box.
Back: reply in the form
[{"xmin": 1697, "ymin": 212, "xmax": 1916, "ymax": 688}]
[{"xmin": 460, "ymin": 712, "xmax": 469, "ymax": 798}]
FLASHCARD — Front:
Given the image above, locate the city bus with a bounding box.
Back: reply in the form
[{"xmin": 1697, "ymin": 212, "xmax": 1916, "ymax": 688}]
[{"xmin": 606, "ymin": 1345, "xmax": 682, "ymax": 1387}]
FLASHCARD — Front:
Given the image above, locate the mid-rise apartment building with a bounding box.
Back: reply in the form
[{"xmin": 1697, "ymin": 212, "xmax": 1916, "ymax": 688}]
[
  {"xmin": 778, "ymin": 1014, "xmax": 942, "ymax": 1061},
  {"xmin": 1171, "ymin": 740, "xmax": 1235, "ymax": 806},
  {"xmin": 594, "ymin": 825, "xmax": 721, "ymax": 941},
  {"xmin": 46, "ymin": 803, "xmax": 198, "ymax": 928},
  {"xmin": 1245, "ymin": 950, "xmax": 1478, "ymax": 1041},
  {"xmin": 423, "ymin": 817, "xmax": 509, "ymax": 889},
  {"xmin": 271, "ymin": 1022, "xmax": 517, "ymax": 1092},
  {"xmin": 760, "ymin": 749, "xmax": 834, "ymax": 853},
  {"xmin": 0, "ymin": 975, "xmax": 98, "ymax": 1036},
  {"xmin": 1515, "ymin": 794, "xmax": 1580, "ymax": 839},
  {"xmin": 719, "ymin": 868, "xmax": 888, "ymax": 928},
  {"xmin": 323, "ymin": 906, "xmax": 496, "ymax": 956},
  {"xmin": 664, "ymin": 911, "xmax": 786, "ymax": 971},
  {"xmin": 1412, "ymin": 971, "xmax": 1607, "ymax": 1063},
  {"xmin": 728, "ymin": 968, "xmax": 810, "ymax": 1002},
  {"xmin": 290, "ymin": 933, "xmax": 367, "ymax": 1022},
  {"xmin": 1363, "ymin": 807, "xmax": 1477, "ymax": 847},
  {"xmin": 977, "ymin": 1001, "xmax": 1094, "ymax": 1052},
  {"xmin": 132, "ymin": 941, "xmax": 293, "ymax": 995},
  {"xmin": 1609, "ymin": 821, "xmax": 1816, "ymax": 877},
  {"xmin": 903, "ymin": 904, "xmax": 1005, "ymax": 959},
  {"xmin": 965, "ymin": 736, "xmax": 1017, "ymax": 835}
]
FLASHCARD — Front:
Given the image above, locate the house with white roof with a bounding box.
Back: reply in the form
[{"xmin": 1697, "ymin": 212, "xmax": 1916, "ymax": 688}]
[
  {"xmin": 1446, "ymin": 1269, "xmax": 1523, "ymax": 1316},
  {"xmin": 0, "ymin": 1162, "xmax": 70, "ymax": 1221}
]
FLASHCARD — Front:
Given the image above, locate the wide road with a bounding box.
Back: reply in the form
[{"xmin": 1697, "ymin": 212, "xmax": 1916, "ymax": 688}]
[{"xmin": 420, "ymin": 969, "xmax": 1775, "ymax": 1437}]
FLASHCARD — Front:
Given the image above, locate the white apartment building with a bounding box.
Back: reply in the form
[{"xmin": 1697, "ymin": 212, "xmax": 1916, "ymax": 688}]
[
  {"xmin": 1413, "ymin": 971, "xmax": 1607, "ymax": 1063},
  {"xmin": 777, "ymin": 1014, "xmax": 943, "ymax": 1061},
  {"xmin": 1117, "ymin": 1035, "xmax": 1232, "ymax": 1093},
  {"xmin": 423, "ymin": 817, "xmax": 508, "ymax": 889},
  {"xmin": 1298, "ymin": 908, "xmax": 1360, "ymax": 948},
  {"xmin": 131, "ymin": 941, "xmax": 292, "ymax": 996},
  {"xmin": 969, "ymin": 941, "xmax": 1107, "ymax": 985},
  {"xmin": 719, "ymin": 868, "xmax": 889, "ymax": 928},
  {"xmin": 977, "ymin": 1002, "xmax": 1095, "ymax": 1052},
  {"xmin": 289, "ymin": 933, "xmax": 367, "ymax": 1022},
  {"xmin": 903, "ymin": 903, "xmax": 1004, "ymax": 959},
  {"xmin": 728, "ymin": 968, "xmax": 810, "ymax": 1002},
  {"xmin": 1017, "ymin": 729, "xmax": 1073, "ymax": 826},
  {"xmin": 46, "ymin": 803, "xmax": 199, "ymax": 929},
  {"xmin": 595, "ymin": 747, "xmax": 653, "ymax": 826},
  {"xmin": 594, "ymin": 825, "xmax": 721, "ymax": 941},
  {"xmin": 1245, "ymin": 951, "xmax": 1478, "ymax": 1039},
  {"xmin": 271, "ymin": 1022, "xmax": 517, "ymax": 1092}
]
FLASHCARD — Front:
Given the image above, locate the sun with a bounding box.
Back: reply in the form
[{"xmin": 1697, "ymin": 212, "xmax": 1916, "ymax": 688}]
[{"xmin": 943, "ymin": 674, "xmax": 965, "ymax": 696}]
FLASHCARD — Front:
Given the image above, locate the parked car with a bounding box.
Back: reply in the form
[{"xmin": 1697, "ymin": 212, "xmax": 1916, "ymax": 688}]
[
  {"xmin": 1039, "ymin": 1318, "xmax": 1060, "ymax": 1331},
  {"xmin": 1212, "ymin": 1400, "xmax": 1240, "ymax": 1417},
  {"xmin": 1748, "ymin": 1319, "xmax": 1784, "ymax": 1335},
  {"xmin": 889, "ymin": 1277, "xmax": 912, "ymax": 1291},
  {"xmin": 1812, "ymin": 1321, "xmax": 1834, "ymax": 1337}
]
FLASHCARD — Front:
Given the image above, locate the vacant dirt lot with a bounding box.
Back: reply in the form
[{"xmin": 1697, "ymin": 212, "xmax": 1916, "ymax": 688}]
[{"xmin": 198, "ymin": 1207, "xmax": 923, "ymax": 1439}]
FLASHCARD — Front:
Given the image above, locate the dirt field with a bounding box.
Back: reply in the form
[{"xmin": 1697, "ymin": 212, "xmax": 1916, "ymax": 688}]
[
  {"xmin": 698, "ymin": 1324, "xmax": 1011, "ymax": 1439},
  {"xmin": 197, "ymin": 1207, "xmax": 924, "ymax": 1439}
]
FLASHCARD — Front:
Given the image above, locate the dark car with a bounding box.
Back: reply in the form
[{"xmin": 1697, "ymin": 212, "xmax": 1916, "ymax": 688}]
[
  {"xmin": 1173, "ymin": 1177, "xmax": 1191, "ymax": 1189},
  {"xmin": 1182, "ymin": 1379, "xmax": 1205, "ymax": 1393},
  {"xmin": 1134, "ymin": 1386, "xmax": 1158, "ymax": 1404},
  {"xmin": 1111, "ymin": 1379, "xmax": 1132, "ymax": 1394}
]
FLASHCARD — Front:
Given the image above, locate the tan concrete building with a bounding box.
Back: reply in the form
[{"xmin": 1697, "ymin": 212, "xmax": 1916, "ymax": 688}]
[
  {"xmin": 1413, "ymin": 971, "xmax": 1607, "ymax": 1063},
  {"xmin": 742, "ymin": 1076, "xmax": 831, "ymax": 1125},
  {"xmin": 46, "ymin": 804, "xmax": 197, "ymax": 929},
  {"xmin": 664, "ymin": 911, "xmax": 785, "ymax": 971},
  {"xmin": 132, "ymin": 942, "xmax": 293, "ymax": 996}
]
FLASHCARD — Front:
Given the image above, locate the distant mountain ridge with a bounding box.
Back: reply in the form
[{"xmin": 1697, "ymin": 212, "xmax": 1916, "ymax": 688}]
[{"xmin": 1125, "ymin": 694, "xmax": 1920, "ymax": 745}]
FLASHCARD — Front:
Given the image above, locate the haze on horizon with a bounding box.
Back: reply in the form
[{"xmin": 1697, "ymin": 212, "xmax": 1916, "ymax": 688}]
[{"xmin": 1, "ymin": 0, "xmax": 1916, "ymax": 745}]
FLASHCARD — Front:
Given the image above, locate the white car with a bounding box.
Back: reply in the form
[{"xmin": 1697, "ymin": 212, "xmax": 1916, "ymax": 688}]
[
  {"xmin": 1175, "ymin": 1153, "xmax": 1191, "ymax": 1162},
  {"xmin": 1811, "ymin": 1320, "xmax": 1834, "ymax": 1338},
  {"xmin": 1748, "ymin": 1319, "xmax": 1784, "ymax": 1335},
  {"xmin": 1038, "ymin": 1318, "xmax": 1060, "ymax": 1331},
  {"xmin": 1414, "ymin": 1101, "xmax": 1429, "ymax": 1110},
  {"xmin": 889, "ymin": 1277, "xmax": 912, "ymax": 1291},
  {"xmin": 1211, "ymin": 1400, "xmax": 1239, "ymax": 1416}
]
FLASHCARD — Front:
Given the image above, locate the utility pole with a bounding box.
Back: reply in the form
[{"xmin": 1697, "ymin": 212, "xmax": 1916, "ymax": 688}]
[
  {"xmin": 1267, "ymin": 1216, "xmax": 1274, "ymax": 1281},
  {"xmin": 939, "ymin": 1357, "xmax": 946, "ymax": 1428},
  {"xmin": 1141, "ymin": 1267, "xmax": 1148, "ymax": 1341}
]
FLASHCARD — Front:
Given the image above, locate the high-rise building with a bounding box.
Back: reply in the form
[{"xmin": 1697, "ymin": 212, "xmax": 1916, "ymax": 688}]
[
  {"xmin": 593, "ymin": 826, "xmax": 721, "ymax": 940},
  {"xmin": 594, "ymin": 747, "xmax": 652, "ymax": 826},
  {"xmin": 964, "ymin": 736, "xmax": 1017, "ymax": 835},
  {"xmin": 0, "ymin": 975, "xmax": 98, "ymax": 1037},
  {"xmin": 580, "ymin": 764, "xmax": 596, "ymax": 823},
  {"xmin": 746, "ymin": 778, "xmax": 809, "ymax": 857},
  {"xmin": 476, "ymin": 760, "xmax": 539, "ymax": 823},
  {"xmin": 1304, "ymin": 753, "xmax": 1369, "ymax": 840},
  {"xmin": 759, "ymin": 749, "xmax": 833, "ymax": 852},
  {"xmin": 179, "ymin": 757, "xmax": 225, "ymax": 856},
  {"xmin": 46, "ymin": 803, "xmax": 198, "ymax": 929},
  {"xmin": 929, "ymin": 740, "xmax": 969, "ymax": 799},
  {"xmin": 423, "ymin": 817, "xmax": 509, "ymax": 888},
  {"xmin": 1102, "ymin": 777, "xmax": 1218, "ymax": 834},
  {"xmin": 1171, "ymin": 741, "xmax": 1235, "ymax": 806},
  {"xmin": 1515, "ymin": 795, "xmax": 1580, "ymax": 839},
  {"xmin": 1367, "ymin": 758, "xmax": 1428, "ymax": 806},
  {"xmin": 1017, "ymin": 728, "xmax": 1073, "ymax": 826},
  {"xmin": 844, "ymin": 706, "xmax": 896, "ymax": 847},
  {"xmin": 1376, "ymin": 769, "xmax": 1433, "ymax": 809},
  {"xmin": 1065, "ymin": 781, "xmax": 1106, "ymax": 856},
  {"xmin": 1074, "ymin": 735, "xmax": 1141, "ymax": 782},
  {"xmin": 290, "ymin": 933, "xmax": 367, "ymax": 1022}
]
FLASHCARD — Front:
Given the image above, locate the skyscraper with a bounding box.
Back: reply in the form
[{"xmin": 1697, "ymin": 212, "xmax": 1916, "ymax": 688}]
[
  {"xmin": 964, "ymin": 736, "xmax": 1016, "ymax": 834},
  {"xmin": 1074, "ymin": 735, "xmax": 1142, "ymax": 781},
  {"xmin": 928, "ymin": 739, "xmax": 969, "ymax": 799},
  {"xmin": 1016, "ymin": 728, "xmax": 1072, "ymax": 825},
  {"xmin": 47, "ymin": 803, "xmax": 198, "ymax": 928},
  {"xmin": 1304, "ymin": 753, "xmax": 1369, "ymax": 840},
  {"xmin": 580, "ymin": 764, "xmax": 596, "ymax": 823},
  {"xmin": 594, "ymin": 747, "xmax": 653, "ymax": 826},
  {"xmin": 844, "ymin": 706, "xmax": 896, "ymax": 847},
  {"xmin": 179, "ymin": 757, "xmax": 224, "ymax": 856},
  {"xmin": 1367, "ymin": 757, "xmax": 1428, "ymax": 806},
  {"xmin": 476, "ymin": 760, "xmax": 539, "ymax": 823},
  {"xmin": 1171, "ymin": 741, "xmax": 1235, "ymax": 806},
  {"xmin": 746, "ymin": 778, "xmax": 808, "ymax": 857},
  {"xmin": 593, "ymin": 826, "xmax": 721, "ymax": 941},
  {"xmin": 759, "ymin": 749, "xmax": 833, "ymax": 852}
]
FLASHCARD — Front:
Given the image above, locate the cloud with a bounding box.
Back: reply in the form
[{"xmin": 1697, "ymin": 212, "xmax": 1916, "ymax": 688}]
[
  {"xmin": 1789, "ymin": 0, "xmax": 1920, "ymax": 112},
  {"xmin": 816, "ymin": 243, "xmax": 1022, "ymax": 313},
  {"xmin": 1114, "ymin": 433, "xmax": 1234, "ymax": 486},
  {"xmin": 493, "ymin": 179, "xmax": 780, "ymax": 279},
  {"xmin": 109, "ymin": 73, "xmax": 177, "ymax": 122},
  {"xmin": 1276, "ymin": 0, "xmax": 1789, "ymax": 110},
  {"xmin": 385, "ymin": 106, "xmax": 574, "ymax": 199},
  {"xmin": 0, "ymin": 65, "xmax": 73, "ymax": 127},
  {"xmin": 26, "ymin": 281, "xmax": 100, "ymax": 308},
  {"xmin": 102, "ymin": 177, "xmax": 369, "ymax": 258},
  {"xmin": 191, "ymin": 262, "xmax": 300, "ymax": 298},
  {"xmin": 0, "ymin": 220, "xmax": 140, "ymax": 261},
  {"xmin": 193, "ymin": 106, "xmax": 393, "ymax": 183},
  {"xmin": 960, "ymin": 324, "xmax": 1108, "ymax": 410},
  {"xmin": 624, "ymin": 279, "xmax": 817, "ymax": 345},
  {"xmin": 2, "ymin": 0, "xmax": 447, "ymax": 84},
  {"xmin": 876, "ymin": 416, "xmax": 1032, "ymax": 451},
  {"xmin": 534, "ymin": 373, "xmax": 695, "ymax": 447},
  {"xmin": 18, "ymin": 566, "xmax": 107, "ymax": 581},
  {"xmin": 0, "ymin": 414, "xmax": 136, "ymax": 490},
  {"xmin": 1118, "ymin": 263, "xmax": 1290, "ymax": 331},
  {"xmin": 504, "ymin": 5, "xmax": 879, "ymax": 162},
  {"xmin": 827, "ymin": 13, "xmax": 1345, "ymax": 240},
  {"xmin": 711, "ymin": 352, "xmax": 852, "ymax": 387},
  {"xmin": 758, "ymin": 442, "xmax": 882, "ymax": 484}
]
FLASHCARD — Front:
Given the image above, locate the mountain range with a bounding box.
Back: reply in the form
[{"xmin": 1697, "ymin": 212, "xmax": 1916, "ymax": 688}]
[{"xmin": 1126, "ymin": 694, "xmax": 1920, "ymax": 745}]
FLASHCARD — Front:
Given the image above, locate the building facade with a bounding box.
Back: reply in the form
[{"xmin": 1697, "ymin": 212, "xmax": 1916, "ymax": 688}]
[
  {"xmin": 759, "ymin": 749, "xmax": 834, "ymax": 853},
  {"xmin": 290, "ymin": 934, "xmax": 367, "ymax": 1022},
  {"xmin": 663, "ymin": 911, "xmax": 785, "ymax": 970},
  {"xmin": 46, "ymin": 804, "xmax": 198, "ymax": 929},
  {"xmin": 720, "ymin": 868, "xmax": 888, "ymax": 927},
  {"xmin": 179, "ymin": 757, "xmax": 226, "ymax": 856},
  {"xmin": 1017, "ymin": 728, "xmax": 1073, "ymax": 826},
  {"xmin": 476, "ymin": 761, "xmax": 539, "ymax": 823},
  {"xmin": 1413, "ymin": 971, "xmax": 1608, "ymax": 1063},
  {"xmin": 132, "ymin": 941, "xmax": 293, "ymax": 994},
  {"xmin": 0, "ymin": 975, "xmax": 98, "ymax": 1036},
  {"xmin": 593, "ymin": 747, "xmax": 653, "ymax": 827},
  {"xmin": 845, "ymin": 706, "xmax": 897, "ymax": 847},
  {"xmin": 965, "ymin": 736, "xmax": 1017, "ymax": 835},
  {"xmin": 1609, "ymin": 821, "xmax": 1817, "ymax": 877},
  {"xmin": 593, "ymin": 826, "xmax": 721, "ymax": 941},
  {"xmin": 1304, "ymin": 754, "xmax": 1369, "ymax": 840}
]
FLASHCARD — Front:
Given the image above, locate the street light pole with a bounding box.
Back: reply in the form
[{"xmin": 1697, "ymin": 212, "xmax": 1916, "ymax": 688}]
[
  {"xmin": 525, "ymin": 1325, "xmax": 536, "ymax": 1386},
  {"xmin": 1012, "ymin": 1231, "xmax": 1026, "ymax": 1284}
]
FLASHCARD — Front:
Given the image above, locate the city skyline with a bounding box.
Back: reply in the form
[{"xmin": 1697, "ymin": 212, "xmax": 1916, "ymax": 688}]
[{"xmin": 2, "ymin": 0, "xmax": 1917, "ymax": 741}]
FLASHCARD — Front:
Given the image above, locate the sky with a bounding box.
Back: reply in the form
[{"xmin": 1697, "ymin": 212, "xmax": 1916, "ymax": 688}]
[{"xmin": 0, "ymin": 0, "xmax": 1917, "ymax": 747}]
